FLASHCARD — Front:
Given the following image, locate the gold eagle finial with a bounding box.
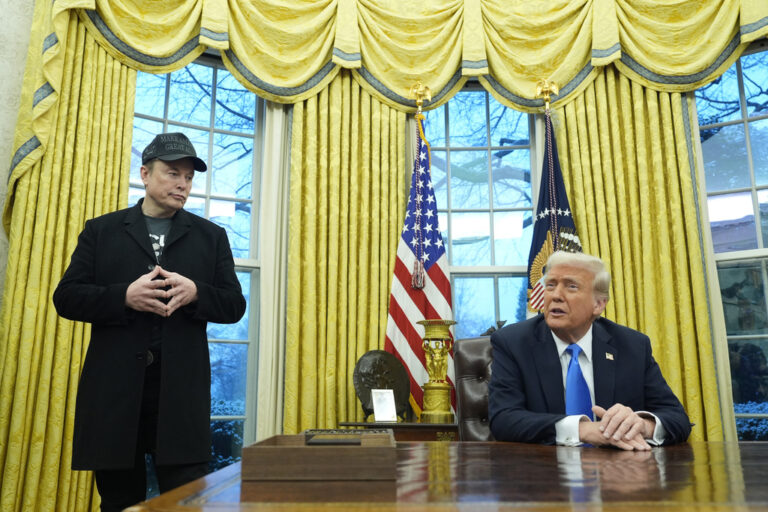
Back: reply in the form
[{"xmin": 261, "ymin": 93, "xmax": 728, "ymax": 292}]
[
  {"xmin": 409, "ymin": 81, "xmax": 432, "ymax": 114},
  {"xmin": 535, "ymin": 79, "xmax": 559, "ymax": 112}
]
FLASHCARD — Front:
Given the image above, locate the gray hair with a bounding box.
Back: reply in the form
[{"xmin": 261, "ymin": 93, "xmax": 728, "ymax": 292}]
[{"xmin": 545, "ymin": 251, "xmax": 611, "ymax": 301}]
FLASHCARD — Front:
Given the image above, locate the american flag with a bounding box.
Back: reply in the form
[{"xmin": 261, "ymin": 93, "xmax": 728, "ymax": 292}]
[
  {"xmin": 384, "ymin": 114, "xmax": 454, "ymax": 415},
  {"xmin": 527, "ymin": 109, "xmax": 582, "ymax": 312}
]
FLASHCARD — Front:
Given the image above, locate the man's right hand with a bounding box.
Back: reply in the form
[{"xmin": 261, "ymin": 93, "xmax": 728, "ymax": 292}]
[
  {"xmin": 125, "ymin": 266, "xmax": 170, "ymax": 316},
  {"xmin": 578, "ymin": 420, "xmax": 651, "ymax": 451}
]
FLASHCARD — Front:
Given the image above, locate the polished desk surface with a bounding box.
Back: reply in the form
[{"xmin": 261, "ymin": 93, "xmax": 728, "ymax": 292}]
[{"xmin": 130, "ymin": 441, "xmax": 768, "ymax": 511}]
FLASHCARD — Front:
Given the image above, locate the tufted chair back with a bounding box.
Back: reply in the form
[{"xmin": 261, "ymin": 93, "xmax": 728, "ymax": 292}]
[{"xmin": 454, "ymin": 336, "xmax": 495, "ymax": 441}]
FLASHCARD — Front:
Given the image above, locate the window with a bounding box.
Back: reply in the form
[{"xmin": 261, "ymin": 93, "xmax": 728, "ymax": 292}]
[
  {"xmin": 131, "ymin": 58, "xmax": 264, "ymax": 470},
  {"xmin": 695, "ymin": 45, "xmax": 768, "ymax": 440},
  {"xmin": 423, "ymin": 87, "xmax": 535, "ymax": 340}
]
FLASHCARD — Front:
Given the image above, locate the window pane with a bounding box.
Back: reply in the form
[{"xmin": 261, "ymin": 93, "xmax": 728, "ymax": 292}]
[
  {"xmin": 209, "ymin": 419, "xmax": 244, "ymax": 472},
  {"xmin": 131, "ymin": 118, "xmax": 164, "ymax": 182},
  {"xmin": 489, "ymin": 99, "xmax": 529, "ymax": 146},
  {"xmin": 211, "ymin": 200, "xmax": 252, "ymax": 258},
  {"xmin": 128, "ymin": 186, "xmax": 144, "ymax": 207},
  {"xmin": 758, "ymin": 190, "xmax": 768, "ymax": 246},
  {"xmin": 423, "ymin": 105, "xmax": 446, "ymax": 147},
  {"xmin": 214, "ymin": 69, "xmax": 255, "ymax": 133},
  {"xmin": 494, "ymin": 211, "xmax": 533, "ymax": 266},
  {"xmin": 718, "ymin": 260, "xmax": 768, "ymax": 335},
  {"xmin": 134, "ymin": 72, "xmax": 166, "ymax": 118},
  {"xmin": 210, "ymin": 342, "xmax": 248, "ymax": 414},
  {"xmin": 709, "ymin": 192, "xmax": 756, "ymax": 253},
  {"xmin": 212, "ymin": 133, "xmax": 253, "ymax": 199},
  {"xmin": 695, "ymin": 63, "xmax": 741, "ymax": 126},
  {"xmin": 208, "ymin": 271, "xmax": 252, "ymax": 340},
  {"xmin": 185, "ymin": 196, "xmax": 205, "ymax": 218},
  {"xmin": 750, "ymin": 118, "xmax": 768, "ymax": 186},
  {"xmin": 700, "ymin": 124, "xmax": 751, "ymax": 192},
  {"xmin": 450, "ymin": 150, "xmax": 489, "ymax": 209},
  {"xmin": 742, "ymin": 52, "xmax": 768, "ymax": 117},
  {"xmin": 431, "ymin": 150, "xmax": 448, "ymax": 209},
  {"xmin": 729, "ymin": 337, "xmax": 768, "ymax": 405},
  {"xmin": 449, "ymin": 91, "xmax": 487, "ymax": 147},
  {"xmin": 439, "ymin": 212, "xmax": 449, "ymax": 262},
  {"xmin": 492, "ymin": 148, "xmax": 531, "ymax": 208},
  {"xmin": 498, "ymin": 276, "xmax": 527, "ymax": 326},
  {"xmin": 451, "ymin": 212, "xmax": 490, "ymax": 266},
  {"xmin": 735, "ymin": 412, "xmax": 768, "ymax": 441},
  {"xmin": 168, "ymin": 63, "xmax": 213, "ymax": 126},
  {"xmin": 453, "ymin": 276, "xmax": 495, "ymax": 339}
]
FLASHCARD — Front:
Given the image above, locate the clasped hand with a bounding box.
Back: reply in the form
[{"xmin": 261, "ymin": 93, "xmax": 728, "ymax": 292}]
[
  {"xmin": 578, "ymin": 404, "xmax": 655, "ymax": 451},
  {"xmin": 125, "ymin": 265, "xmax": 198, "ymax": 317}
]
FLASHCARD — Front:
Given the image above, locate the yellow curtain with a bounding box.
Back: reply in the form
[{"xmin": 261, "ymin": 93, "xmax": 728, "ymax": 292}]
[
  {"xmin": 0, "ymin": 13, "xmax": 135, "ymax": 512},
  {"xmin": 552, "ymin": 65, "xmax": 722, "ymax": 441},
  {"xmin": 283, "ymin": 71, "xmax": 407, "ymax": 433},
  {"xmin": 58, "ymin": 0, "xmax": 768, "ymax": 111}
]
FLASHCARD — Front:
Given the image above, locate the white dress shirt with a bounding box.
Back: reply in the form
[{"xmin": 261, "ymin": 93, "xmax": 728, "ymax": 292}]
[{"xmin": 553, "ymin": 326, "xmax": 667, "ymax": 446}]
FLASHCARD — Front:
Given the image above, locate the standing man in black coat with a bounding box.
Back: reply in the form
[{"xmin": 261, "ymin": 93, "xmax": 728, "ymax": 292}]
[
  {"xmin": 488, "ymin": 251, "xmax": 691, "ymax": 449},
  {"xmin": 53, "ymin": 132, "xmax": 247, "ymax": 512}
]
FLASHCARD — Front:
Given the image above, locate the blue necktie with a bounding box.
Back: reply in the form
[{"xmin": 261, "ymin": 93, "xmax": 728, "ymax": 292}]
[{"xmin": 565, "ymin": 344, "xmax": 593, "ymax": 420}]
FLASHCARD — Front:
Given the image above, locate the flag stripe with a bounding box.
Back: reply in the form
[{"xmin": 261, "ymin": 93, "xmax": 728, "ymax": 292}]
[{"xmin": 395, "ymin": 244, "xmax": 452, "ymax": 312}]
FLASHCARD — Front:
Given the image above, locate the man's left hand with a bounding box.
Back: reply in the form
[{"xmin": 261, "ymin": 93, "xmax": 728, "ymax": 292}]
[
  {"xmin": 593, "ymin": 404, "xmax": 655, "ymax": 448},
  {"xmin": 156, "ymin": 267, "xmax": 198, "ymax": 316}
]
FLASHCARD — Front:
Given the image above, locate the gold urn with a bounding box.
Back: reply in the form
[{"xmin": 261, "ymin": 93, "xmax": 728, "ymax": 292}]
[{"xmin": 418, "ymin": 319, "xmax": 456, "ymax": 424}]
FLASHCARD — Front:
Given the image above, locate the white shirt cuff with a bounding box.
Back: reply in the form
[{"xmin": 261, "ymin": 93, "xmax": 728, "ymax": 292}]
[
  {"xmin": 637, "ymin": 411, "xmax": 667, "ymax": 445},
  {"xmin": 555, "ymin": 415, "xmax": 588, "ymax": 446}
]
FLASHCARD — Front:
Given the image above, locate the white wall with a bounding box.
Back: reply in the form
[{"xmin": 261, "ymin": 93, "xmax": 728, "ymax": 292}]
[{"xmin": 0, "ymin": 1, "xmax": 35, "ymax": 306}]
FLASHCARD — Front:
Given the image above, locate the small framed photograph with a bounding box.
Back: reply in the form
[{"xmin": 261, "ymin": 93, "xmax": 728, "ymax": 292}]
[{"xmin": 371, "ymin": 389, "xmax": 397, "ymax": 422}]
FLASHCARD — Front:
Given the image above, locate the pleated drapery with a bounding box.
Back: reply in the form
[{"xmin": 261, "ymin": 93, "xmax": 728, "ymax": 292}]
[
  {"xmin": 284, "ymin": 71, "xmax": 407, "ymax": 433},
  {"xmin": 0, "ymin": 11, "xmax": 134, "ymax": 512},
  {"xmin": 552, "ymin": 65, "xmax": 723, "ymax": 441}
]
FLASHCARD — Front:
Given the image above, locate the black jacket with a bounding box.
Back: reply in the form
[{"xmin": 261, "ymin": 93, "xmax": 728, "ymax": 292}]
[{"xmin": 53, "ymin": 200, "xmax": 246, "ymax": 469}]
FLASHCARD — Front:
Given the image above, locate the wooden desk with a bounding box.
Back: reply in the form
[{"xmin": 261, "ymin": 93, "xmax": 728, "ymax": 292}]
[
  {"xmin": 129, "ymin": 441, "xmax": 768, "ymax": 511},
  {"xmin": 338, "ymin": 421, "xmax": 458, "ymax": 441}
]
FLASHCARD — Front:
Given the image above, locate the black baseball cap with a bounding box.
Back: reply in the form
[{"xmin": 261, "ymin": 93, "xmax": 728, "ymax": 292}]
[{"xmin": 141, "ymin": 132, "xmax": 207, "ymax": 172}]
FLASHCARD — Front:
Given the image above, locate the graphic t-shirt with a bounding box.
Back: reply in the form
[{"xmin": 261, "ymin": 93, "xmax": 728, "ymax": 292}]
[{"xmin": 144, "ymin": 215, "xmax": 172, "ymax": 264}]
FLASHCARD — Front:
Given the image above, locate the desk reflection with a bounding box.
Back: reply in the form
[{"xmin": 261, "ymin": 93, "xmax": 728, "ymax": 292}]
[{"xmin": 557, "ymin": 444, "xmax": 695, "ymax": 503}]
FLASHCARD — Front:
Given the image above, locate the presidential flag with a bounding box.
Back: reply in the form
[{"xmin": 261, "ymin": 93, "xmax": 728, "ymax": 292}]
[
  {"xmin": 384, "ymin": 114, "xmax": 454, "ymax": 415},
  {"xmin": 527, "ymin": 110, "xmax": 582, "ymax": 312}
]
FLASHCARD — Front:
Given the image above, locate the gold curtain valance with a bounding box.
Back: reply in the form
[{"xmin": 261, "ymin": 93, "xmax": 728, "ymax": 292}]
[
  {"xmin": 64, "ymin": 0, "xmax": 767, "ymax": 112},
  {"xmin": 6, "ymin": 0, "xmax": 768, "ymax": 230}
]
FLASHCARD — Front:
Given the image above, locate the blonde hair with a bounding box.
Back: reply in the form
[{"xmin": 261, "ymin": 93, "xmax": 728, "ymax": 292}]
[{"xmin": 545, "ymin": 251, "xmax": 611, "ymax": 301}]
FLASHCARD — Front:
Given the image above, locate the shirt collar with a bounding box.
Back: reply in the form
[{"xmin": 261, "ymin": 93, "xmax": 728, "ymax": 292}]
[{"xmin": 552, "ymin": 325, "xmax": 594, "ymax": 362}]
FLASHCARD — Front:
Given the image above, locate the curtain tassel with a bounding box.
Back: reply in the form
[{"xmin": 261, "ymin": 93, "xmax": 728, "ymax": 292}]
[{"xmin": 412, "ymin": 260, "xmax": 425, "ymax": 289}]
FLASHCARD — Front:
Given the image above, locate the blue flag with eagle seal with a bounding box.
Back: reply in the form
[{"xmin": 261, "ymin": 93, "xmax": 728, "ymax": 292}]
[{"xmin": 527, "ymin": 111, "xmax": 582, "ymax": 312}]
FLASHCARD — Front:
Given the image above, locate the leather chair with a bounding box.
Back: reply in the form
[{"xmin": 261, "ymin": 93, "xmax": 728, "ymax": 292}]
[{"xmin": 454, "ymin": 336, "xmax": 495, "ymax": 441}]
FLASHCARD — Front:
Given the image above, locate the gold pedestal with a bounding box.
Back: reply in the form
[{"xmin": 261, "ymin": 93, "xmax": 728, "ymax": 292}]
[
  {"xmin": 418, "ymin": 319, "xmax": 456, "ymax": 424},
  {"xmin": 420, "ymin": 382, "xmax": 454, "ymax": 423}
]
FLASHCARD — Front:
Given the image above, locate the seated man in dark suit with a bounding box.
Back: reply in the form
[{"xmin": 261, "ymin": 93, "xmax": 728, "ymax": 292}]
[{"xmin": 489, "ymin": 251, "xmax": 691, "ymax": 449}]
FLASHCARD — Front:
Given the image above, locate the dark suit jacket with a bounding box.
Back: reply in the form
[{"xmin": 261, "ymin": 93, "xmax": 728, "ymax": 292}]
[
  {"xmin": 488, "ymin": 315, "xmax": 691, "ymax": 445},
  {"xmin": 53, "ymin": 200, "xmax": 246, "ymax": 470}
]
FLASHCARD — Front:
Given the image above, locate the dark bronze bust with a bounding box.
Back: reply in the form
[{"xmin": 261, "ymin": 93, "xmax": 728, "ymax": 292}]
[{"xmin": 353, "ymin": 350, "xmax": 411, "ymax": 422}]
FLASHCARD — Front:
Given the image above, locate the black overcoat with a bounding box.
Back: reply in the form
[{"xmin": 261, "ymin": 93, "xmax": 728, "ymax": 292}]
[{"xmin": 53, "ymin": 200, "xmax": 246, "ymax": 470}]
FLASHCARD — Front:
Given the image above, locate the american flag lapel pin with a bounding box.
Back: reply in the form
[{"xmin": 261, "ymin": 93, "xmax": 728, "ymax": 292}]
[{"xmin": 606, "ymin": 352, "xmax": 614, "ymax": 361}]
